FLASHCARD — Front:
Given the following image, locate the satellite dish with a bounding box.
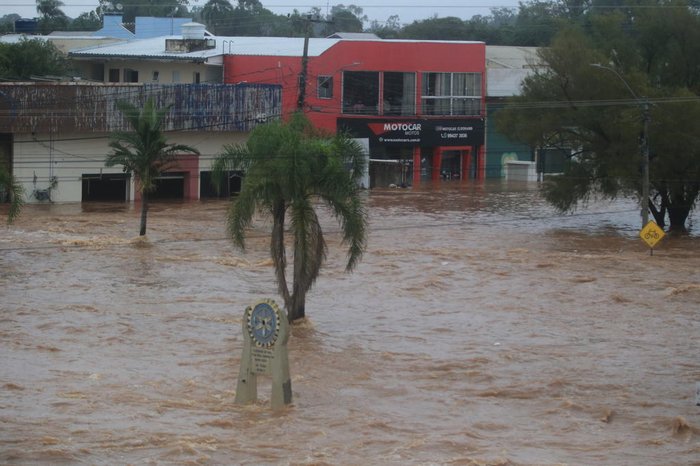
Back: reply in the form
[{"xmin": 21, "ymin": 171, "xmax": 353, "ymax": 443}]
[{"xmin": 115, "ymin": 3, "xmax": 123, "ymax": 10}]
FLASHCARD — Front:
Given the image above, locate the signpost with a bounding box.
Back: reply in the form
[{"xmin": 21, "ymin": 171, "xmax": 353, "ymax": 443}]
[
  {"xmin": 235, "ymin": 299, "xmax": 292, "ymax": 410},
  {"xmin": 639, "ymin": 221, "xmax": 665, "ymax": 255}
]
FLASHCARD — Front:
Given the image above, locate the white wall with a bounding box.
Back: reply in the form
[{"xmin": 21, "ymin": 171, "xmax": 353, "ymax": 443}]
[
  {"xmin": 101, "ymin": 60, "xmax": 222, "ymax": 84},
  {"xmin": 13, "ymin": 131, "xmax": 248, "ymax": 203},
  {"xmin": 72, "ymin": 59, "xmax": 222, "ymax": 84}
]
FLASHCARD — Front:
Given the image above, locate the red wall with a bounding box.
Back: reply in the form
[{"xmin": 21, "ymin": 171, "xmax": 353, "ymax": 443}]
[
  {"xmin": 133, "ymin": 153, "xmax": 200, "ymax": 201},
  {"xmin": 223, "ymin": 40, "xmax": 486, "ymax": 131}
]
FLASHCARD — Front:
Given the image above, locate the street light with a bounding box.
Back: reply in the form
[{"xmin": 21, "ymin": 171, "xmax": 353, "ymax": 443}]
[{"xmin": 590, "ymin": 63, "xmax": 650, "ymax": 228}]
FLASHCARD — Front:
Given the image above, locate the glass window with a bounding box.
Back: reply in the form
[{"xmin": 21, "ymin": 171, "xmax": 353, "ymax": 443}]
[
  {"xmin": 423, "ymin": 73, "xmax": 451, "ymax": 97},
  {"xmin": 421, "ymin": 72, "xmax": 482, "ymax": 116},
  {"xmin": 123, "ymin": 68, "xmax": 138, "ymax": 83},
  {"xmin": 108, "ymin": 68, "xmax": 120, "ymax": 83},
  {"xmin": 382, "ymin": 72, "xmax": 415, "ymax": 116},
  {"xmin": 318, "ymin": 76, "xmax": 333, "ymax": 99},
  {"xmin": 342, "ymin": 71, "xmax": 379, "ymax": 115}
]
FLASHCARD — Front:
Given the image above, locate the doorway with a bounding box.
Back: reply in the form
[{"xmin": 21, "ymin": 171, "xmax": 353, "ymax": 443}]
[{"xmin": 82, "ymin": 173, "xmax": 130, "ymax": 201}]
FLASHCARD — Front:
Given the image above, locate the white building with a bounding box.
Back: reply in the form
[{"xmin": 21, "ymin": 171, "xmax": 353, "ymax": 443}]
[{"xmin": 2, "ymin": 21, "xmax": 280, "ymax": 203}]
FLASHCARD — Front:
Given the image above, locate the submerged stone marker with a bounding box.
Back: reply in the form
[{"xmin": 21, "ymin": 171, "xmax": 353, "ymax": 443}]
[{"xmin": 235, "ymin": 299, "xmax": 292, "ymax": 410}]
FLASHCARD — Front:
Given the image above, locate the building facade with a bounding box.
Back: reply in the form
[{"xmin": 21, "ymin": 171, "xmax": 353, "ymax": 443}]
[
  {"xmin": 222, "ymin": 37, "xmax": 486, "ymax": 186},
  {"xmin": 2, "ymin": 21, "xmax": 281, "ymax": 204},
  {"xmin": 4, "ymin": 23, "xmax": 551, "ymax": 204},
  {"xmin": 485, "ymin": 46, "xmax": 543, "ymax": 180},
  {"xmin": 0, "ymin": 82, "xmax": 280, "ymax": 203}
]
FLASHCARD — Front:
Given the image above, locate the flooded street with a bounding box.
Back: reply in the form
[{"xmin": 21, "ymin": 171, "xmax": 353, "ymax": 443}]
[{"xmin": 1, "ymin": 180, "xmax": 699, "ymax": 465}]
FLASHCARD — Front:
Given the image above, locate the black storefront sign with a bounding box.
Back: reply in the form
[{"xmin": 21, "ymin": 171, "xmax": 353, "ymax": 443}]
[{"xmin": 338, "ymin": 118, "xmax": 485, "ymax": 147}]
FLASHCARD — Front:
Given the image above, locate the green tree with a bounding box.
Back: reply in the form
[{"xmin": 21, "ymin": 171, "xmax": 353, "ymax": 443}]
[
  {"xmin": 98, "ymin": 0, "xmax": 189, "ymax": 24},
  {"xmin": 0, "ymin": 14, "xmax": 21, "ymax": 34},
  {"xmin": 200, "ymin": 0, "xmax": 291, "ymax": 36},
  {"xmin": 212, "ymin": 113, "xmax": 368, "ymax": 322},
  {"xmin": 0, "ymin": 38, "xmax": 67, "ymax": 80},
  {"xmin": 496, "ymin": 10, "xmax": 700, "ymax": 232},
  {"xmin": 69, "ymin": 11, "xmax": 102, "ymax": 31},
  {"xmin": 36, "ymin": 0, "xmax": 69, "ymax": 33},
  {"xmin": 322, "ymin": 4, "xmax": 366, "ymax": 35},
  {"xmin": 367, "ymin": 15, "xmax": 402, "ymax": 39},
  {"xmin": 509, "ymin": 0, "xmax": 570, "ymax": 46},
  {"xmin": 0, "ymin": 166, "xmax": 23, "ymax": 224},
  {"xmin": 106, "ymin": 98, "xmax": 200, "ymax": 236},
  {"xmin": 401, "ymin": 16, "xmax": 469, "ymax": 40},
  {"xmin": 200, "ymin": 0, "xmax": 234, "ymax": 34},
  {"xmin": 229, "ymin": 0, "xmax": 286, "ymax": 36}
]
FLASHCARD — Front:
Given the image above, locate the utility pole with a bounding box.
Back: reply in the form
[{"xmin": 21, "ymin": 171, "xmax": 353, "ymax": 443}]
[
  {"xmin": 590, "ymin": 64, "xmax": 651, "ymax": 229},
  {"xmin": 297, "ymin": 15, "xmax": 333, "ymax": 111},
  {"xmin": 297, "ymin": 18, "xmax": 311, "ymax": 110},
  {"xmin": 641, "ymin": 101, "xmax": 650, "ymax": 227}
]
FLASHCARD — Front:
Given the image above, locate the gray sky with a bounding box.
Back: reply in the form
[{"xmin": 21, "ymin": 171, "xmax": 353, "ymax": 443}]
[{"xmin": 2, "ymin": 0, "xmax": 520, "ymax": 26}]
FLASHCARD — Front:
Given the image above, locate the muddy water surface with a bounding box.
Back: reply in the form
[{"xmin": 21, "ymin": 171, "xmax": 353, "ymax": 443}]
[{"xmin": 1, "ymin": 181, "xmax": 699, "ymax": 465}]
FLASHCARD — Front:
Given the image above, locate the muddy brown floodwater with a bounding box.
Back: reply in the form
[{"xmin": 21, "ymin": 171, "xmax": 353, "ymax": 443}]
[{"xmin": 1, "ymin": 180, "xmax": 699, "ymax": 465}]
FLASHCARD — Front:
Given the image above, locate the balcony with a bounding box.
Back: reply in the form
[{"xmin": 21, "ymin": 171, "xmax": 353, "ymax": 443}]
[{"xmin": 0, "ymin": 83, "xmax": 282, "ymax": 134}]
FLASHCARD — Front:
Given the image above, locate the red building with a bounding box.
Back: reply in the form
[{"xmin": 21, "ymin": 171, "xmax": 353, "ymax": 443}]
[{"xmin": 223, "ymin": 37, "xmax": 486, "ymax": 186}]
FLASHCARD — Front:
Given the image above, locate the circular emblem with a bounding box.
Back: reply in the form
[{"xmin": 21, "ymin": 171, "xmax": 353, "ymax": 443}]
[{"xmin": 246, "ymin": 300, "xmax": 281, "ymax": 347}]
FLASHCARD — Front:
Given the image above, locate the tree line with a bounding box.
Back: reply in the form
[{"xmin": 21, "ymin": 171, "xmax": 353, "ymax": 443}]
[{"xmin": 1, "ymin": 0, "xmax": 639, "ymax": 47}]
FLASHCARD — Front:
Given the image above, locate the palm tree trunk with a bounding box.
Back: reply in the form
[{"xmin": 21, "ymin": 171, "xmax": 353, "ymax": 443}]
[
  {"xmin": 288, "ymin": 296, "xmax": 306, "ymax": 322},
  {"xmin": 139, "ymin": 192, "xmax": 149, "ymax": 236},
  {"xmin": 271, "ymin": 200, "xmax": 292, "ymax": 317},
  {"xmin": 287, "ymin": 230, "xmax": 310, "ymax": 322},
  {"xmin": 288, "ymin": 247, "xmax": 306, "ymax": 322}
]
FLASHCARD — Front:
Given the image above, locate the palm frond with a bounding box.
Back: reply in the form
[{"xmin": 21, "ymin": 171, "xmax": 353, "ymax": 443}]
[
  {"xmin": 226, "ymin": 182, "xmax": 259, "ymax": 249},
  {"xmin": 211, "ymin": 143, "xmax": 250, "ymax": 193},
  {"xmin": 290, "ymin": 196, "xmax": 326, "ymax": 290}
]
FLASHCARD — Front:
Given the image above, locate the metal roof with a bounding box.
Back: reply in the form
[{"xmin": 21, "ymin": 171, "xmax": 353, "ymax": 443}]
[
  {"xmin": 486, "ymin": 45, "xmax": 541, "ymax": 69},
  {"xmin": 326, "ymin": 32, "xmax": 380, "ymax": 39},
  {"xmin": 485, "ymin": 46, "xmax": 545, "ymax": 97},
  {"xmin": 69, "ymin": 36, "xmax": 342, "ymax": 62},
  {"xmin": 68, "ymin": 35, "xmax": 484, "ymax": 63}
]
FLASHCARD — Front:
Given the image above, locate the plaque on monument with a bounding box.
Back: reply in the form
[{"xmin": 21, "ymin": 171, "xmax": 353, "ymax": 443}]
[{"xmin": 235, "ymin": 299, "xmax": 292, "ymax": 409}]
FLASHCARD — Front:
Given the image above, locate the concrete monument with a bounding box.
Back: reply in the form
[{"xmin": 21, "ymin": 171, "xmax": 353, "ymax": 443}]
[{"xmin": 235, "ymin": 299, "xmax": 292, "ymax": 409}]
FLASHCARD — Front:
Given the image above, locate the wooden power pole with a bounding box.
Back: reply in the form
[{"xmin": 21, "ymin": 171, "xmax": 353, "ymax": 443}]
[{"xmin": 297, "ymin": 15, "xmax": 333, "ymax": 111}]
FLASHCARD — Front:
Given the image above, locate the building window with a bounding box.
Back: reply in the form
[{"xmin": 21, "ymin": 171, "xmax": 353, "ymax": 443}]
[
  {"xmin": 108, "ymin": 68, "xmax": 120, "ymax": 83},
  {"xmin": 152, "ymin": 71, "xmax": 160, "ymax": 82},
  {"xmin": 123, "ymin": 68, "xmax": 139, "ymax": 83},
  {"xmin": 91, "ymin": 64, "xmax": 105, "ymax": 81},
  {"xmin": 342, "ymin": 71, "xmax": 379, "ymax": 115},
  {"xmin": 318, "ymin": 76, "xmax": 333, "ymax": 99},
  {"xmin": 172, "ymin": 70, "xmax": 180, "ymax": 83},
  {"xmin": 421, "ymin": 72, "xmax": 481, "ymax": 116},
  {"xmin": 193, "ymin": 71, "xmax": 200, "ymax": 84},
  {"xmin": 382, "ymin": 72, "xmax": 415, "ymax": 116}
]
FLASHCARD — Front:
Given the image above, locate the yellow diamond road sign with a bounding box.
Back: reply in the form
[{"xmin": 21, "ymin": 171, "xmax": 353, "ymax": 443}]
[{"xmin": 640, "ymin": 221, "xmax": 665, "ymax": 248}]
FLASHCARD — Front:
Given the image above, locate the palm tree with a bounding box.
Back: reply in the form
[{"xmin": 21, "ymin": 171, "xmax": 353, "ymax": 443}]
[
  {"xmin": 106, "ymin": 97, "xmax": 199, "ymax": 236},
  {"xmin": 36, "ymin": 0, "xmax": 66, "ymax": 18},
  {"xmin": 0, "ymin": 165, "xmax": 23, "ymax": 224},
  {"xmin": 36, "ymin": 0, "xmax": 68, "ymax": 33},
  {"xmin": 212, "ymin": 113, "xmax": 368, "ymax": 322}
]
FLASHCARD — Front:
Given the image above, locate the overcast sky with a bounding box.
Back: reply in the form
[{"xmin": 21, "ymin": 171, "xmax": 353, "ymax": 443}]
[{"xmin": 2, "ymin": 0, "xmax": 521, "ymax": 26}]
